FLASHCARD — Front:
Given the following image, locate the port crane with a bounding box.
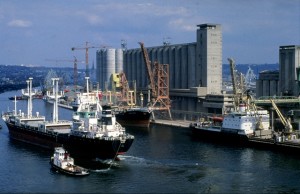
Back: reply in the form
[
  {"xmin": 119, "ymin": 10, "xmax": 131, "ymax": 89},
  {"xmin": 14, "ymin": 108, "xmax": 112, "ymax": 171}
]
[
  {"xmin": 139, "ymin": 42, "xmax": 172, "ymax": 120},
  {"xmin": 270, "ymin": 99, "xmax": 293, "ymax": 133},
  {"xmin": 228, "ymin": 58, "xmax": 246, "ymax": 111},
  {"xmin": 112, "ymin": 72, "xmax": 136, "ymax": 107}
]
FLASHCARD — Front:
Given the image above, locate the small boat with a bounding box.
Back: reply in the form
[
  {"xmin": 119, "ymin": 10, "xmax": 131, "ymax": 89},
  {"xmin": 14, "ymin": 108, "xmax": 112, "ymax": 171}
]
[{"xmin": 50, "ymin": 147, "xmax": 89, "ymax": 176}]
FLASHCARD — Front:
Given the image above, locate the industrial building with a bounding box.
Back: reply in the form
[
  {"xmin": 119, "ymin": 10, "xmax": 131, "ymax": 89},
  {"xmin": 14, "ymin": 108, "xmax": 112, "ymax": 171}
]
[
  {"xmin": 256, "ymin": 45, "xmax": 300, "ymax": 97},
  {"xmin": 96, "ymin": 23, "xmax": 234, "ymax": 116},
  {"xmin": 96, "ymin": 48, "xmax": 123, "ymax": 89}
]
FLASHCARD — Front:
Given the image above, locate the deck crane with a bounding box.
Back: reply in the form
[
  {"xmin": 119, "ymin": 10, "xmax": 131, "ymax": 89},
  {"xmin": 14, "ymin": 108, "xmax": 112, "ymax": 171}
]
[
  {"xmin": 270, "ymin": 99, "xmax": 293, "ymax": 133},
  {"xmin": 139, "ymin": 42, "xmax": 172, "ymax": 120}
]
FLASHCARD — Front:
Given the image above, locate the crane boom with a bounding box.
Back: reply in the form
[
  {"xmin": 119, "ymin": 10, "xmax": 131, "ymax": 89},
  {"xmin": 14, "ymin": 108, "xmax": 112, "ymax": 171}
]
[
  {"xmin": 270, "ymin": 99, "xmax": 293, "ymax": 132},
  {"xmin": 139, "ymin": 42, "xmax": 156, "ymax": 97}
]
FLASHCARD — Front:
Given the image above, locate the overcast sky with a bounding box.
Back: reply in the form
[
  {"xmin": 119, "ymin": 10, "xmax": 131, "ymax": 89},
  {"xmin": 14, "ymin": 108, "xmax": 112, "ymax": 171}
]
[{"xmin": 0, "ymin": 0, "xmax": 299, "ymax": 67}]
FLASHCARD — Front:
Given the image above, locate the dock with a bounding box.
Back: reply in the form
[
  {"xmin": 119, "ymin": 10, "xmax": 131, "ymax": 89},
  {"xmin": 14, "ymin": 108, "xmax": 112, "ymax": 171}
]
[
  {"xmin": 151, "ymin": 119, "xmax": 300, "ymax": 154},
  {"xmin": 151, "ymin": 119, "xmax": 191, "ymax": 128}
]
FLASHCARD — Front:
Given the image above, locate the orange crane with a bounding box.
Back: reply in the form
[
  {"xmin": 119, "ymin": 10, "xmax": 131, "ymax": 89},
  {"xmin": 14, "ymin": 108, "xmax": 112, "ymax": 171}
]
[
  {"xmin": 139, "ymin": 42, "xmax": 172, "ymax": 120},
  {"xmin": 139, "ymin": 42, "xmax": 156, "ymax": 98}
]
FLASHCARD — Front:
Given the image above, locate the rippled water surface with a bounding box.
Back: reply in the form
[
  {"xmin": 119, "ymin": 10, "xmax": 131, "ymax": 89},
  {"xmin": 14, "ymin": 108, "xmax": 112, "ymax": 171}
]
[{"xmin": 1, "ymin": 90, "xmax": 300, "ymax": 193}]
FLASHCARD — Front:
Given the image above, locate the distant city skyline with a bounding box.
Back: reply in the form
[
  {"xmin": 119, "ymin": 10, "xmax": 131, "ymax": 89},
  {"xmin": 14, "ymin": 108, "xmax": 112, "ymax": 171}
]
[{"xmin": 0, "ymin": 0, "xmax": 299, "ymax": 67}]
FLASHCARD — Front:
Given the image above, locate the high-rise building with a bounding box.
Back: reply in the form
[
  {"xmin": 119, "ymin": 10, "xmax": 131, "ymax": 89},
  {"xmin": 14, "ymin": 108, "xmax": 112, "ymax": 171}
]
[
  {"xmin": 121, "ymin": 23, "xmax": 226, "ymax": 114},
  {"xmin": 279, "ymin": 45, "xmax": 300, "ymax": 96}
]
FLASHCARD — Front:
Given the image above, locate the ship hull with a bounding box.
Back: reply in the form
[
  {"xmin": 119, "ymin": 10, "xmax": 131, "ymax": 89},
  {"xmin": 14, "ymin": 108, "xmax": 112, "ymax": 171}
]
[
  {"xmin": 190, "ymin": 125, "xmax": 249, "ymax": 143},
  {"xmin": 60, "ymin": 135, "xmax": 134, "ymax": 160},
  {"xmin": 5, "ymin": 122, "xmax": 134, "ymax": 160},
  {"xmin": 115, "ymin": 109, "xmax": 151, "ymax": 128},
  {"xmin": 5, "ymin": 122, "xmax": 64, "ymax": 149}
]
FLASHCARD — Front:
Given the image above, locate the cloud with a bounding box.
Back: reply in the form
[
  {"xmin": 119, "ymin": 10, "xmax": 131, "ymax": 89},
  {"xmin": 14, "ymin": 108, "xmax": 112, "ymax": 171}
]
[
  {"xmin": 75, "ymin": 11, "xmax": 103, "ymax": 25},
  {"xmin": 169, "ymin": 19, "xmax": 197, "ymax": 32},
  {"xmin": 8, "ymin": 19, "xmax": 32, "ymax": 27}
]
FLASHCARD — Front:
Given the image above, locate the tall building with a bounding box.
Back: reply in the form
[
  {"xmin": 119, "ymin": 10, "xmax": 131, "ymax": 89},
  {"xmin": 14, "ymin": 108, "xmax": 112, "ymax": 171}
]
[
  {"xmin": 123, "ymin": 23, "xmax": 222, "ymax": 93},
  {"xmin": 121, "ymin": 23, "xmax": 227, "ymax": 114},
  {"xmin": 256, "ymin": 45, "xmax": 300, "ymax": 98},
  {"xmin": 279, "ymin": 45, "xmax": 300, "ymax": 96},
  {"xmin": 197, "ymin": 24, "xmax": 222, "ymax": 94}
]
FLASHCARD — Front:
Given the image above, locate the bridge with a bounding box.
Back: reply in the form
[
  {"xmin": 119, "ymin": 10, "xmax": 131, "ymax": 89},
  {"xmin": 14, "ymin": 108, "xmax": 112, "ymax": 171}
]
[{"xmin": 254, "ymin": 96, "xmax": 300, "ymax": 106}]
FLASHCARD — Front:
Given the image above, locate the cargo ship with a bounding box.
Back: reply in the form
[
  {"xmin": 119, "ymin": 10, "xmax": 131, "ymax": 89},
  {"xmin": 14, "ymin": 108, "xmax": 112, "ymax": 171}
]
[
  {"xmin": 2, "ymin": 78, "xmax": 134, "ymax": 160},
  {"xmin": 114, "ymin": 107, "xmax": 152, "ymax": 128},
  {"xmin": 190, "ymin": 103, "xmax": 272, "ymax": 140},
  {"xmin": 61, "ymin": 90, "xmax": 134, "ymax": 160},
  {"xmin": 3, "ymin": 78, "xmax": 72, "ymax": 149}
]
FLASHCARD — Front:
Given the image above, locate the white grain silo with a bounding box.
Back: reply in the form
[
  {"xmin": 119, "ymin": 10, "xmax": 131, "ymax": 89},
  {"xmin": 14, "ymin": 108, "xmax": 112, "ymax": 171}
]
[
  {"xmin": 104, "ymin": 48, "xmax": 116, "ymax": 89},
  {"xmin": 115, "ymin": 49, "xmax": 123, "ymax": 73}
]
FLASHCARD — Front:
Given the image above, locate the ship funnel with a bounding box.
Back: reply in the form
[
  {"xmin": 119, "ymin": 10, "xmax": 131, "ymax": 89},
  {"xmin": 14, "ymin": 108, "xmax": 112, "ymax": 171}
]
[{"xmin": 239, "ymin": 103, "xmax": 246, "ymax": 112}]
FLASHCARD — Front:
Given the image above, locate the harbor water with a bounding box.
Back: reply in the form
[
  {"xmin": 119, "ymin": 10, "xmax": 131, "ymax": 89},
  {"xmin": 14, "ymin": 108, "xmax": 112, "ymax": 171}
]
[{"xmin": 1, "ymin": 90, "xmax": 300, "ymax": 193}]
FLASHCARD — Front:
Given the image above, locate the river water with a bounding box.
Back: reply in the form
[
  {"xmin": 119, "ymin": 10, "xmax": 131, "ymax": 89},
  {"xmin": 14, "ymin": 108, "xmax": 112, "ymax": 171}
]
[{"xmin": 0, "ymin": 90, "xmax": 300, "ymax": 193}]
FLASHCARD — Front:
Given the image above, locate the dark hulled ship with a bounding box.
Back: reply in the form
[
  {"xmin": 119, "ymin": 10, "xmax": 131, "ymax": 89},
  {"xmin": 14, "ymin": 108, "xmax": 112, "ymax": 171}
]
[
  {"xmin": 2, "ymin": 78, "xmax": 134, "ymax": 160},
  {"xmin": 115, "ymin": 107, "xmax": 152, "ymax": 128}
]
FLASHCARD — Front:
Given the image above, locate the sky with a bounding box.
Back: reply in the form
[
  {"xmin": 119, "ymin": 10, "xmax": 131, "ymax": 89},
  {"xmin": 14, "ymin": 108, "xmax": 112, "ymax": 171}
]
[{"xmin": 0, "ymin": 0, "xmax": 299, "ymax": 67}]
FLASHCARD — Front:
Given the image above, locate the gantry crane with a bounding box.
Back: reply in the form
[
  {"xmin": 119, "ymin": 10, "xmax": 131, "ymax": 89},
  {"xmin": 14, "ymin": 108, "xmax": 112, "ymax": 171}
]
[{"xmin": 139, "ymin": 42, "xmax": 172, "ymax": 120}]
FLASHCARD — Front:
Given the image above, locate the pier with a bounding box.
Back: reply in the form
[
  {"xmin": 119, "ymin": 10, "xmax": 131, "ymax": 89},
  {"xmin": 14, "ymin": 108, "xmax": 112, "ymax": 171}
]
[{"xmin": 152, "ymin": 119, "xmax": 300, "ymax": 154}]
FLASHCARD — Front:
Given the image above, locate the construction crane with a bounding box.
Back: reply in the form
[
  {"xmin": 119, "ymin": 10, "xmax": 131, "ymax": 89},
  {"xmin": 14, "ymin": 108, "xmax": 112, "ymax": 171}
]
[
  {"xmin": 270, "ymin": 99, "xmax": 293, "ymax": 133},
  {"xmin": 71, "ymin": 41, "xmax": 108, "ymax": 78},
  {"xmin": 139, "ymin": 42, "xmax": 172, "ymax": 120}
]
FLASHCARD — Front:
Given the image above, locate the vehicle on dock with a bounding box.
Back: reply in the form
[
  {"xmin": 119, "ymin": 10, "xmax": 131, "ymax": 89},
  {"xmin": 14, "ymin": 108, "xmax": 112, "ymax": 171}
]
[{"xmin": 50, "ymin": 147, "xmax": 89, "ymax": 176}]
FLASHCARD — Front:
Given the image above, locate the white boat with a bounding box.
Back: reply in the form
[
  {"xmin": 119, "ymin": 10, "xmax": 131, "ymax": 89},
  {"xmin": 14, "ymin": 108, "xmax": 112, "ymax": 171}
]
[
  {"xmin": 50, "ymin": 147, "xmax": 89, "ymax": 176},
  {"xmin": 60, "ymin": 83, "xmax": 134, "ymax": 160},
  {"xmin": 190, "ymin": 103, "xmax": 271, "ymax": 140}
]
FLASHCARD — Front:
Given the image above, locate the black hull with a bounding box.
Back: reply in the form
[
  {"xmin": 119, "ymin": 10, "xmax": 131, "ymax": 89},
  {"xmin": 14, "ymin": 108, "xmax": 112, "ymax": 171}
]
[
  {"xmin": 6, "ymin": 122, "xmax": 64, "ymax": 149},
  {"xmin": 59, "ymin": 135, "xmax": 134, "ymax": 160},
  {"xmin": 5, "ymin": 122, "xmax": 134, "ymax": 160},
  {"xmin": 190, "ymin": 126, "xmax": 249, "ymax": 144},
  {"xmin": 116, "ymin": 110, "xmax": 151, "ymax": 128}
]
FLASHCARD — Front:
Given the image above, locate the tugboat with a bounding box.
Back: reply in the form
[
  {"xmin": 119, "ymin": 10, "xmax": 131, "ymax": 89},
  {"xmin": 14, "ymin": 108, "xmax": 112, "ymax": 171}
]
[{"xmin": 50, "ymin": 147, "xmax": 89, "ymax": 176}]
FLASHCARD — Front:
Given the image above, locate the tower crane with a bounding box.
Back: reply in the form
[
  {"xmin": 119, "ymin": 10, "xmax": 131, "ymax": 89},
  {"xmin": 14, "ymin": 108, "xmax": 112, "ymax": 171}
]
[{"xmin": 71, "ymin": 41, "xmax": 108, "ymax": 78}]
